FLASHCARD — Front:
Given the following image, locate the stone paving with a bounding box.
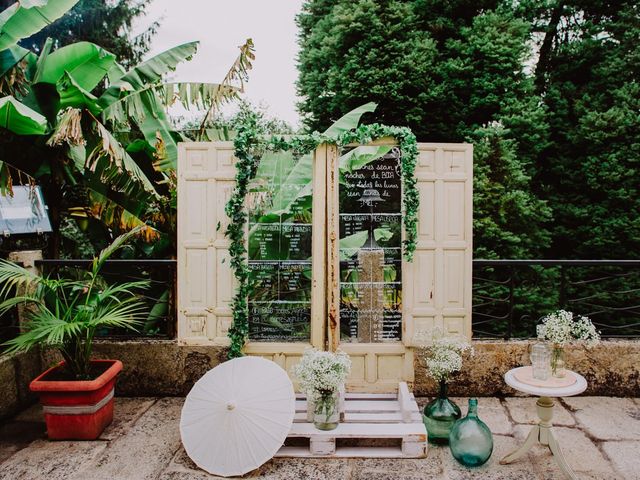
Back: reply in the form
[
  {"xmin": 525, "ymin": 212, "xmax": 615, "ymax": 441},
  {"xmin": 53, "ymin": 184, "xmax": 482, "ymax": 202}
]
[{"xmin": 0, "ymin": 396, "xmax": 638, "ymax": 480}]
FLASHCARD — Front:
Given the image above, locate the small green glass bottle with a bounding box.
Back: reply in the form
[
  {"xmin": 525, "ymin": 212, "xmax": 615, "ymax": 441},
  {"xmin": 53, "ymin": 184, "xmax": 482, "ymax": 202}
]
[
  {"xmin": 449, "ymin": 398, "xmax": 493, "ymax": 467},
  {"xmin": 422, "ymin": 380, "xmax": 461, "ymax": 444}
]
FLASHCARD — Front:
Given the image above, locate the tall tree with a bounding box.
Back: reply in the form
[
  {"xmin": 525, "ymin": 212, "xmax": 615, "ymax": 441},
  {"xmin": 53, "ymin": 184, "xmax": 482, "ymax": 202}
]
[
  {"xmin": 297, "ymin": 0, "xmax": 439, "ymax": 137},
  {"xmin": 296, "ymin": 0, "xmax": 551, "ymax": 258},
  {"xmin": 0, "ymin": 0, "xmax": 158, "ymax": 68},
  {"xmin": 524, "ymin": 0, "xmax": 640, "ymax": 258}
]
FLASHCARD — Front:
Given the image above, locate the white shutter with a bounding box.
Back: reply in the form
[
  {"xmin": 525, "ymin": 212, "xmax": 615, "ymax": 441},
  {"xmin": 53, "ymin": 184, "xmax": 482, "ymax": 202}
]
[
  {"xmin": 177, "ymin": 142, "xmax": 236, "ymax": 345},
  {"xmin": 404, "ymin": 143, "xmax": 473, "ymax": 344}
]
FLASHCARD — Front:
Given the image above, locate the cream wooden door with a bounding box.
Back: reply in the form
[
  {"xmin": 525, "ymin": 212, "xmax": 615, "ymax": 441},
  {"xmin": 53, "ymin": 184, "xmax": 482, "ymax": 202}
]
[
  {"xmin": 404, "ymin": 143, "xmax": 473, "ymax": 343},
  {"xmin": 177, "ymin": 141, "xmax": 472, "ymax": 392}
]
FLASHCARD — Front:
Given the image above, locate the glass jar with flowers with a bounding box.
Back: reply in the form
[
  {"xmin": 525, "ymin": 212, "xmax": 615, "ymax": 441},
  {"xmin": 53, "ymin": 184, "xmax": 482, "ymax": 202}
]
[
  {"xmin": 536, "ymin": 310, "xmax": 600, "ymax": 378},
  {"xmin": 293, "ymin": 349, "xmax": 351, "ymax": 431},
  {"xmin": 417, "ymin": 330, "xmax": 473, "ymax": 444}
]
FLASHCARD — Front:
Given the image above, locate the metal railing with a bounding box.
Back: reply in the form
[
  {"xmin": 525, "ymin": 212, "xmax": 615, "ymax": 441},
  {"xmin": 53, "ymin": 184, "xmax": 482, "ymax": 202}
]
[
  {"xmin": 473, "ymin": 259, "xmax": 640, "ymax": 339},
  {"xmin": 4, "ymin": 258, "xmax": 639, "ymax": 343},
  {"xmin": 36, "ymin": 259, "xmax": 176, "ymax": 338}
]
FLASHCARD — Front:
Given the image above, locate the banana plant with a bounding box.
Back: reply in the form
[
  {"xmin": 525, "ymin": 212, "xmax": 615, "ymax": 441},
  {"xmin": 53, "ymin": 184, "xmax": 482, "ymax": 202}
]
[
  {"xmin": 0, "ymin": 0, "xmax": 255, "ymax": 257},
  {"xmin": 0, "ymin": 0, "xmax": 80, "ymax": 51}
]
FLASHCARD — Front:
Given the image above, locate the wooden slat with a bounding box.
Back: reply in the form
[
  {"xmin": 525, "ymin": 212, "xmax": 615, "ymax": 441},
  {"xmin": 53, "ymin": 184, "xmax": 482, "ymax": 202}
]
[
  {"xmin": 277, "ymin": 446, "xmax": 410, "ymax": 458},
  {"xmin": 296, "ymin": 392, "xmax": 402, "ymax": 400},
  {"xmin": 345, "ymin": 412, "xmax": 422, "ymax": 423},
  {"xmin": 398, "ymin": 382, "xmax": 413, "ymax": 423},
  {"xmin": 288, "ymin": 422, "xmax": 426, "ymax": 438},
  {"xmin": 295, "ymin": 399, "xmax": 418, "ymax": 413},
  {"xmin": 293, "ymin": 412, "xmax": 422, "ymax": 423}
]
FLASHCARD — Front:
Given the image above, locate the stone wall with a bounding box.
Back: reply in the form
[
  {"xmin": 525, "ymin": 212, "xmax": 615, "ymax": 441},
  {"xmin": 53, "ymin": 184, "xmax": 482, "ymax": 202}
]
[
  {"xmin": 36, "ymin": 339, "xmax": 640, "ymax": 398},
  {"xmin": 414, "ymin": 340, "xmax": 640, "ymax": 397},
  {"xmin": 0, "ymin": 350, "xmax": 42, "ymax": 420},
  {"xmin": 40, "ymin": 340, "xmax": 228, "ymax": 397}
]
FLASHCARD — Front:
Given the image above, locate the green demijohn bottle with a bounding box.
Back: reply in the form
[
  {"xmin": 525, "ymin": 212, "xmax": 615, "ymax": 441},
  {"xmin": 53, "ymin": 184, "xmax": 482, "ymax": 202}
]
[
  {"xmin": 422, "ymin": 380, "xmax": 461, "ymax": 444},
  {"xmin": 449, "ymin": 398, "xmax": 494, "ymax": 467}
]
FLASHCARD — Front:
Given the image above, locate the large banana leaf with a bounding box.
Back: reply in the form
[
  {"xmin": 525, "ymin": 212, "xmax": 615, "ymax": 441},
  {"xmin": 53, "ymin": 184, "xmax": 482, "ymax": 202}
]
[
  {"xmin": 323, "ymin": 102, "xmax": 377, "ymax": 139},
  {"xmin": 102, "ymin": 82, "xmax": 236, "ymax": 126},
  {"xmin": 339, "ymin": 145, "xmax": 393, "ymax": 172},
  {"xmin": 56, "ymin": 72, "xmax": 101, "ymax": 114},
  {"xmin": 98, "ymin": 42, "xmax": 200, "ymax": 171},
  {"xmin": 83, "ymin": 189, "xmax": 158, "ymax": 241},
  {"xmin": 161, "ymin": 82, "xmax": 237, "ymax": 110},
  {"xmin": 135, "ymin": 89, "xmax": 176, "ymax": 171},
  {"xmin": 0, "ymin": 44, "xmax": 30, "ymax": 77},
  {"xmin": 38, "ymin": 42, "xmax": 116, "ymax": 92},
  {"xmin": 0, "ymin": 0, "xmax": 80, "ymax": 51},
  {"xmin": 0, "ymin": 96, "xmax": 47, "ymax": 135},
  {"xmin": 87, "ymin": 119, "xmax": 159, "ymax": 198},
  {"xmin": 97, "ymin": 42, "xmax": 199, "ymax": 109}
]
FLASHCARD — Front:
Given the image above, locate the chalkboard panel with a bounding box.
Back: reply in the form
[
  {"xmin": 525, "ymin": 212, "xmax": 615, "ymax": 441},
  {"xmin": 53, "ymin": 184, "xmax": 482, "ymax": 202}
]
[
  {"xmin": 248, "ymin": 301, "xmax": 311, "ymax": 342},
  {"xmin": 339, "ymin": 146, "xmax": 403, "ymax": 343},
  {"xmin": 246, "ymin": 151, "xmax": 313, "ymax": 342},
  {"xmin": 281, "ymin": 223, "xmax": 312, "ymax": 260}
]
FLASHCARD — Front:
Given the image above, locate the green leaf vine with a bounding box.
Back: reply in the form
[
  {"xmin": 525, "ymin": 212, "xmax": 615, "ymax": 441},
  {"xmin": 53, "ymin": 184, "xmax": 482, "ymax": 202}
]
[{"xmin": 225, "ymin": 116, "xmax": 419, "ymax": 359}]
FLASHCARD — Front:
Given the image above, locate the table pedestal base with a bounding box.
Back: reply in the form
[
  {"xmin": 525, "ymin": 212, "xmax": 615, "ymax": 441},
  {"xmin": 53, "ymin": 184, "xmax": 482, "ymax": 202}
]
[{"xmin": 500, "ymin": 396, "xmax": 577, "ymax": 480}]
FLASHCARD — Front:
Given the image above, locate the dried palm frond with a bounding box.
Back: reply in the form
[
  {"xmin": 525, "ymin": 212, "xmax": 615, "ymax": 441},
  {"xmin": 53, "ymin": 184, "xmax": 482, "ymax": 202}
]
[
  {"xmin": 47, "ymin": 108, "xmax": 86, "ymax": 147},
  {"xmin": 198, "ymin": 38, "xmax": 255, "ymax": 137},
  {"xmin": 87, "ymin": 190, "xmax": 160, "ymax": 242}
]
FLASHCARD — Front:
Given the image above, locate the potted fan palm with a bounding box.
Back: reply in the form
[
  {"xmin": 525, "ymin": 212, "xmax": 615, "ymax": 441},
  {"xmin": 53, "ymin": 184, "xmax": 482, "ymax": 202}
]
[{"xmin": 0, "ymin": 227, "xmax": 149, "ymax": 440}]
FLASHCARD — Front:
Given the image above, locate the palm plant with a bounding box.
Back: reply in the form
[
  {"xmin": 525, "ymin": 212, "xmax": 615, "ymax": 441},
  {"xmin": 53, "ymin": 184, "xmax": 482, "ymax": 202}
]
[{"xmin": 0, "ymin": 227, "xmax": 149, "ymax": 379}]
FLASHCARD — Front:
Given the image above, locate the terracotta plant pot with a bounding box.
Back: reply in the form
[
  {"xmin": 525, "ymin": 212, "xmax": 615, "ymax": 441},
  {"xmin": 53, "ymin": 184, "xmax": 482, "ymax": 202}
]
[{"xmin": 30, "ymin": 359, "xmax": 123, "ymax": 440}]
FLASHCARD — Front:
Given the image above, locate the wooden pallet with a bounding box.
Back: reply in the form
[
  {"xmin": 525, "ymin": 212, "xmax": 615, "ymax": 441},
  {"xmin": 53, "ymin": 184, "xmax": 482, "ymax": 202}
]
[{"xmin": 276, "ymin": 382, "xmax": 428, "ymax": 458}]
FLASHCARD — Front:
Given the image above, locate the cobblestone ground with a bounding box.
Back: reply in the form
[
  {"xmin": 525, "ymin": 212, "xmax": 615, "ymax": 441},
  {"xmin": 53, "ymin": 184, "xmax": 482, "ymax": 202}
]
[{"xmin": 0, "ymin": 396, "xmax": 638, "ymax": 479}]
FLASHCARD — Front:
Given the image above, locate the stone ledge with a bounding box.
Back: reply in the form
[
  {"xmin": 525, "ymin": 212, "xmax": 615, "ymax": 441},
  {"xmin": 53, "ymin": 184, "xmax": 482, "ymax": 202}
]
[
  {"xmin": 29, "ymin": 338, "xmax": 640, "ymax": 398},
  {"xmin": 414, "ymin": 339, "xmax": 640, "ymax": 397},
  {"xmin": 0, "ymin": 350, "xmax": 42, "ymax": 420}
]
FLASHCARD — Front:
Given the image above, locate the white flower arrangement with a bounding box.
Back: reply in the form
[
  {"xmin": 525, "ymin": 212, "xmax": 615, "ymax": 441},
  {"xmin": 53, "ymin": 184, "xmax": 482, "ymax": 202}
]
[
  {"xmin": 417, "ymin": 329, "xmax": 473, "ymax": 383},
  {"xmin": 536, "ymin": 310, "xmax": 600, "ymax": 347},
  {"xmin": 293, "ymin": 348, "xmax": 351, "ymax": 397}
]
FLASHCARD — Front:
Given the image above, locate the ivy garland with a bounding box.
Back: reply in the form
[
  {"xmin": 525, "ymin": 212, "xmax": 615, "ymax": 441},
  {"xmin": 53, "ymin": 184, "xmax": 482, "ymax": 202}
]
[{"xmin": 225, "ymin": 121, "xmax": 419, "ymax": 359}]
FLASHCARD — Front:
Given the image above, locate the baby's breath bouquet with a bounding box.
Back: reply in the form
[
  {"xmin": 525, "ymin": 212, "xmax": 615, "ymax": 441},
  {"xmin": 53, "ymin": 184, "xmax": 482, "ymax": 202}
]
[
  {"xmin": 537, "ymin": 310, "xmax": 600, "ymax": 377},
  {"xmin": 418, "ymin": 330, "xmax": 473, "ymax": 443},
  {"xmin": 293, "ymin": 349, "xmax": 351, "ymax": 430},
  {"xmin": 421, "ymin": 330, "xmax": 473, "ymax": 384}
]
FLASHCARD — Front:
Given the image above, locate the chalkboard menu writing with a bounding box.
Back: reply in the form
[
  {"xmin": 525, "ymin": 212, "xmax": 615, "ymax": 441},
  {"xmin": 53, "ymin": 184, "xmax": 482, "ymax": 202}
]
[
  {"xmin": 247, "ymin": 151, "xmax": 313, "ymax": 342},
  {"xmin": 339, "ymin": 147, "xmax": 403, "ymax": 343}
]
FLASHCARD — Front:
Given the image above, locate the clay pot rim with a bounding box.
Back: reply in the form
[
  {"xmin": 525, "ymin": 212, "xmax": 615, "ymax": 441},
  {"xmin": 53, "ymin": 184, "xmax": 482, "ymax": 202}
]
[{"xmin": 29, "ymin": 359, "xmax": 123, "ymax": 393}]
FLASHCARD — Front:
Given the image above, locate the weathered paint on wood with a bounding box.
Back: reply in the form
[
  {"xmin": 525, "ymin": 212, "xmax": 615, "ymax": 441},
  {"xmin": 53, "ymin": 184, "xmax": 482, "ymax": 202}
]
[{"xmin": 177, "ymin": 142, "xmax": 473, "ymax": 391}]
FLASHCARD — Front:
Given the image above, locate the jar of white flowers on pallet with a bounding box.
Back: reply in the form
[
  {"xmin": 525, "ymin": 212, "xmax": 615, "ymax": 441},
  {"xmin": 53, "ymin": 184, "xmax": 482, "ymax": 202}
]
[
  {"xmin": 417, "ymin": 330, "xmax": 473, "ymax": 444},
  {"xmin": 536, "ymin": 310, "xmax": 600, "ymax": 378},
  {"xmin": 293, "ymin": 349, "xmax": 351, "ymax": 431}
]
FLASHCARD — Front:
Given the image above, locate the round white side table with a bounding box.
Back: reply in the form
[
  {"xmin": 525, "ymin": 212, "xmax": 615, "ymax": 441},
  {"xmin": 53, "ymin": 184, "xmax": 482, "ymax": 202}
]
[{"xmin": 500, "ymin": 367, "xmax": 587, "ymax": 480}]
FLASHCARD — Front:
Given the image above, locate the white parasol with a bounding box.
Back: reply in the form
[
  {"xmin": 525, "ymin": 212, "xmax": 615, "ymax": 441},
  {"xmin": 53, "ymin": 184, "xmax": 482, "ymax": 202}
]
[{"xmin": 180, "ymin": 356, "xmax": 295, "ymax": 477}]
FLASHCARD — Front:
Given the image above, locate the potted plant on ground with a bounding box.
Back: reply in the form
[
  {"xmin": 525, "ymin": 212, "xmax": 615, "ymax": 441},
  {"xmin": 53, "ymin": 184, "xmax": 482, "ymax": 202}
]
[{"xmin": 0, "ymin": 227, "xmax": 149, "ymax": 440}]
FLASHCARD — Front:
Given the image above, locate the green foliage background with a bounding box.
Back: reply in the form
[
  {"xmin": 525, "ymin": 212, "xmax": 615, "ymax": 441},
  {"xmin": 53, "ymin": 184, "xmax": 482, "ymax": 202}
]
[
  {"xmin": 297, "ymin": 0, "xmax": 639, "ymax": 261},
  {"xmin": 0, "ymin": 0, "xmax": 158, "ymax": 68}
]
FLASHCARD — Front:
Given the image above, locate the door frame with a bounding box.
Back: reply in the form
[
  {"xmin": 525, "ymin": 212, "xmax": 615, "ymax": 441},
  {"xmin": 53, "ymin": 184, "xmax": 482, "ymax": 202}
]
[{"xmin": 325, "ymin": 139, "xmax": 413, "ymax": 391}]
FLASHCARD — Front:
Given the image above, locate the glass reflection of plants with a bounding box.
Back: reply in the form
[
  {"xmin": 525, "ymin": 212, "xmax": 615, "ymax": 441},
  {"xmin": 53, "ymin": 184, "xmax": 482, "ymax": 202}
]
[
  {"xmin": 247, "ymin": 150, "xmax": 314, "ymax": 341},
  {"xmin": 338, "ymin": 146, "xmax": 404, "ymax": 342},
  {"xmin": 246, "ymin": 145, "xmax": 402, "ymax": 342}
]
